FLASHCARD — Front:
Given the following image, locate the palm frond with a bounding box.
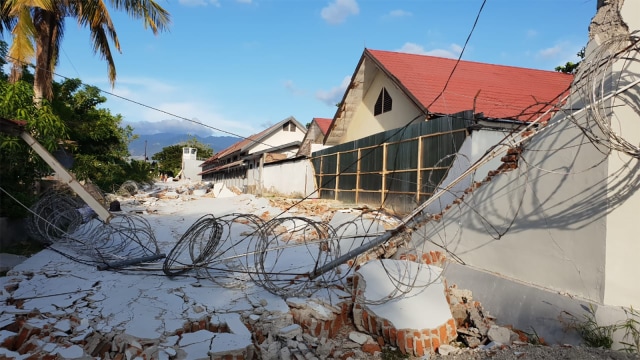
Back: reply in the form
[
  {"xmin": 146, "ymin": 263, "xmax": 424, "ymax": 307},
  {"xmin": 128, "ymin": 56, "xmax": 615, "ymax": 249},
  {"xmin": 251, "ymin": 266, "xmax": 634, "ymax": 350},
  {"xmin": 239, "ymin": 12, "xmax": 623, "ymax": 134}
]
[{"xmin": 110, "ymin": 0, "xmax": 171, "ymax": 34}]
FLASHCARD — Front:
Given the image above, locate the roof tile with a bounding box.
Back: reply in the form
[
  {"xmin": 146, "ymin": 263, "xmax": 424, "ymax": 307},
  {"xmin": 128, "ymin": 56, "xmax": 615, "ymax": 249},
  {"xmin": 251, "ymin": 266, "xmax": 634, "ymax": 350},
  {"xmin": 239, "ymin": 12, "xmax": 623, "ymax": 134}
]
[{"xmin": 367, "ymin": 49, "xmax": 573, "ymax": 121}]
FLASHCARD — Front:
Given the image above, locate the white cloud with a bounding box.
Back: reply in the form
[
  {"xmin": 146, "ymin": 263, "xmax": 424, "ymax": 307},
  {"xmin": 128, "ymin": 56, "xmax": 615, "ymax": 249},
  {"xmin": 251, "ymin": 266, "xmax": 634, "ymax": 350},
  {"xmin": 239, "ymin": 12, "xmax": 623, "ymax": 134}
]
[
  {"xmin": 94, "ymin": 76, "xmax": 257, "ymax": 138},
  {"xmin": 283, "ymin": 80, "xmax": 305, "ymax": 96},
  {"xmin": 526, "ymin": 29, "xmax": 537, "ymax": 38},
  {"xmin": 321, "ymin": 0, "xmax": 359, "ymax": 25},
  {"xmin": 316, "ymin": 76, "xmax": 350, "ymax": 106},
  {"xmin": 537, "ymin": 43, "xmax": 564, "ymax": 59},
  {"xmin": 237, "ymin": 0, "xmax": 252, "ymax": 3},
  {"xmin": 396, "ymin": 42, "xmax": 462, "ymax": 59},
  {"xmin": 387, "ymin": 9, "xmax": 412, "ymax": 18},
  {"xmin": 125, "ymin": 119, "xmax": 215, "ymax": 136},
  {"xmin": 537, "ymin": 42, "xmax": 584, "ymax": 67}
]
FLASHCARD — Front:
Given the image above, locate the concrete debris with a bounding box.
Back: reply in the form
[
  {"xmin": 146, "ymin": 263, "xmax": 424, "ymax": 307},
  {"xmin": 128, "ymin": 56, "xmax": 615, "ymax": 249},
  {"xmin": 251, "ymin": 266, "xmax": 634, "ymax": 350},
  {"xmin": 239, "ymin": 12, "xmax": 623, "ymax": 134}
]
[
  {"xmin": 0, "ymin": 182, "xmax": 548, "ymax": 359},
  {"xmin": 487, "ymin": 324, "xmax": 518, "ymax": 346}
]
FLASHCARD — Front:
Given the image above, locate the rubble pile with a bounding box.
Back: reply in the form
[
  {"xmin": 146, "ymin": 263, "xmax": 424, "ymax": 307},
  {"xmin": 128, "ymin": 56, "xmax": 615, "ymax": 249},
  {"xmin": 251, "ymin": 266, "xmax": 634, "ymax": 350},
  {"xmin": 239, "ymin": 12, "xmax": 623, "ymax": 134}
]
[{"xmin": 0, "ymin": 182, "xmax": 532, "ymax": 359}]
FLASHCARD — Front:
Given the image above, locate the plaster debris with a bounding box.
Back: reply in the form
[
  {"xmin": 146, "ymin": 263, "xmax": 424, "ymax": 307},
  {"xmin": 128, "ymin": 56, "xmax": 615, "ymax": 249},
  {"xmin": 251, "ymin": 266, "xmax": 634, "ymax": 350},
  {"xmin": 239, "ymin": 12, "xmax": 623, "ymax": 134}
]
[{"xmin": 0, "ymin": 183, "xmax": 515, "ymax": 359}]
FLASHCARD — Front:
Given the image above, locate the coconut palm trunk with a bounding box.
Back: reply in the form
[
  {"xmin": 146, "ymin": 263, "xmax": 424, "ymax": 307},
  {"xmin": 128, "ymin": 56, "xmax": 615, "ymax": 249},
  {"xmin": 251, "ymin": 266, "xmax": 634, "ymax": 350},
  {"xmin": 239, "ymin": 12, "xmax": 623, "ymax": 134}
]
[
  {"xmin": 33, "ymin": 8, "xmax": 60, "ymax": 103},
  {"xmin": 1, "ymin": 0, "xmax": 170, "ymax": 104}
]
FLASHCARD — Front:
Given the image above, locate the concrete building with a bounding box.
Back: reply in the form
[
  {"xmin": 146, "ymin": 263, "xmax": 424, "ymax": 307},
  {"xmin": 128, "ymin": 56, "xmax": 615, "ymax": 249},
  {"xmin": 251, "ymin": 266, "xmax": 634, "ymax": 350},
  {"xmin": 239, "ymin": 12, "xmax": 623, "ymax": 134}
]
[
  {"xmin": 296, "ymin": 118, "xmax": 332, "ymax": 157},
  {"xmin": 199, "ymin": 116, "xmax": 307, "ymax": 193},
  {"xmin": 180, "ymin": 147, "xmax": 204, "ymax": 182},
  {"xmin": 324, "ymin": 48, "xmax": 573, "ymax": 146}
]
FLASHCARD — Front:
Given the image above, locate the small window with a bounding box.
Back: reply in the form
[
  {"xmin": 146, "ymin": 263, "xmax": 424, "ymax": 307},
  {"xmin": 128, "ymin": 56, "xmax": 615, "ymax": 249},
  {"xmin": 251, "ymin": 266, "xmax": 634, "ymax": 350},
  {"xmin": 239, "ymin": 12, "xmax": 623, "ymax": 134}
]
[
  {"xmin": 374, "ymin": 87, "xmax": 392, "ymax": 116},
  {"xmin": 283, "ymin": 122, "xmax": 296, "ymax": 132}
]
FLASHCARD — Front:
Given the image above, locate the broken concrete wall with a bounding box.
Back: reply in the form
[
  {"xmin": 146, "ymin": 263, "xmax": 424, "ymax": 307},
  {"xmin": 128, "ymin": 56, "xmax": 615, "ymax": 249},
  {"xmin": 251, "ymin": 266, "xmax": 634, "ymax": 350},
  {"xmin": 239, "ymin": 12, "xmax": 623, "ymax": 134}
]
[
  {"xmin": 409, "ymin": 0, "xmax": 640, "ymax": 347},
  {"xmin": 601, "ymin": 0, "xmax": 640, "ymax": 307},
  {"xmin": 422, "ymin": 129, "xmax": 517, "ymax": 216},
  {"xmin": 412, "ymin": 0, "xmax": 640, "ymax": 310}
]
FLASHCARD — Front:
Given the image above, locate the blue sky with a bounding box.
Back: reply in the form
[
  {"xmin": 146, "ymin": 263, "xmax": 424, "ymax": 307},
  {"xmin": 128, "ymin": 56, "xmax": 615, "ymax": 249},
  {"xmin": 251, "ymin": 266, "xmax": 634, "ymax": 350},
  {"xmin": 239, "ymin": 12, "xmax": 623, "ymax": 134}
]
[{"xmin": 48, "ymin": 0, "xmax": 597, "ymax": 138}]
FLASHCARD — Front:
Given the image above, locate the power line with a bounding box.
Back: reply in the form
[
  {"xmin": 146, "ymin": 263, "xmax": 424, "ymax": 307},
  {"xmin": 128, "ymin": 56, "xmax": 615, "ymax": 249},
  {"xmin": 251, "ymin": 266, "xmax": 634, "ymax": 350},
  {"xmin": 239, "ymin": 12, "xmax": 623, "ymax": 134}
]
[{"xmin": 0, "ymin": 53, "xmax": 285, "ymax": 152}]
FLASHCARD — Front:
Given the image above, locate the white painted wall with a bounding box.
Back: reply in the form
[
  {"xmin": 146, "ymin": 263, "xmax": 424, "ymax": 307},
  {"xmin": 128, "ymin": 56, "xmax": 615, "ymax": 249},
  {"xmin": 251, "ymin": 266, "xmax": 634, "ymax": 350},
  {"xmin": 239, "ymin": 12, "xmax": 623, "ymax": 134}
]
[
  {"xmin": 414, "ymin": 1, "xmax": 640, "ymax": 308},
  {"xmin": 341, "ymin": 72, "xmax": 424, "ymax": 143},
  {"xmin": 603, "ymin": 0, "xmax": 640, "ymax": 307},
  {"xmin": 182, "ymin": 159, "xmax": 204, "ymax": 182},
  {"xmin": 423, "ymin": 129, "xmax": 513, "ymax": 215},
  {"xmin": 262, "ymin": 159, "xmax": 318, "ymax": 198},
  {"xmin": 248, "ymin": 123, "xmax": 305, "ymax": 155}
]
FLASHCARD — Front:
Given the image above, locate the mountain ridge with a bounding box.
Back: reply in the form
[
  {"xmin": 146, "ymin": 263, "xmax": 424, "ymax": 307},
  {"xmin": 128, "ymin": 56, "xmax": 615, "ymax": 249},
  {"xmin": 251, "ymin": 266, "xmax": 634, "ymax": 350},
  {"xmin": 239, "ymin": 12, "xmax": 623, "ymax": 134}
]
[{"xmin": 128, "ymin": 133, "xmax": 239, "ymax": 159}]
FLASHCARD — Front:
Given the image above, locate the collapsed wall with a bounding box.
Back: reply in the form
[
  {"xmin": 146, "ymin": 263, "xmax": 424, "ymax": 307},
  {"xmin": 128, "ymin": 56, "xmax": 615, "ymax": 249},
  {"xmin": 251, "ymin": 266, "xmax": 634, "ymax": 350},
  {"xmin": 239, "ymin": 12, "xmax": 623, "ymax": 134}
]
[{"xmin": 410, "ymin": 0, "xmax": 640, "ymax": 346}]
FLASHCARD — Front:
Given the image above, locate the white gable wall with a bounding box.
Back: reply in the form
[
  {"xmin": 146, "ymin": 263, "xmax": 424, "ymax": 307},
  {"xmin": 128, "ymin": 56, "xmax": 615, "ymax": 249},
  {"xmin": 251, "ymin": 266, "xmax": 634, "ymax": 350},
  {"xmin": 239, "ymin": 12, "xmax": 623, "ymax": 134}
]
[
  {"xmin": 340, "ymin": 71, "xmax": 424, "ymax": 143},
  {"xmin": 248, "ymin": 123, "xmax": 305, "ymax": 155}
]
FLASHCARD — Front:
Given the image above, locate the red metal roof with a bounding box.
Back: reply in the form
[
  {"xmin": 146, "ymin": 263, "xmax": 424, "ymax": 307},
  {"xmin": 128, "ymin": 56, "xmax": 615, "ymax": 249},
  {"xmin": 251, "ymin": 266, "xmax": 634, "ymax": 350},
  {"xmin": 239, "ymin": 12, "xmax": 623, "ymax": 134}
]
[
  {"xmin": 367, "ymin": 49, "xmax": 573, "ymax": 121},
  {"xmin": 314, "ymin": 118, "xmax": 332, "ymax": 135}
]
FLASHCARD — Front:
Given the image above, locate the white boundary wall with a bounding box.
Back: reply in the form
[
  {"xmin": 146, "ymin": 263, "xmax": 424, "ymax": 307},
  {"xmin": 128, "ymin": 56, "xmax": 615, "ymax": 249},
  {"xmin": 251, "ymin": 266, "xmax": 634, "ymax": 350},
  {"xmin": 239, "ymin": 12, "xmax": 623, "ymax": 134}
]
[{"xmin": 261, "ymin": 159, "xmax": 317, "ymax": 198}]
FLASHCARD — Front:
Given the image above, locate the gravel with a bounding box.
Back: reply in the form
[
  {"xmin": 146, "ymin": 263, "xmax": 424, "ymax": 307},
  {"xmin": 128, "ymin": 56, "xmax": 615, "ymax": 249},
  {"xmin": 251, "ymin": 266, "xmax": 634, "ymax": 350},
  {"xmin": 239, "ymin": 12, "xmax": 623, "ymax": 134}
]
[{"xmin": 427, "ymin": 344, "xmax": 640, "ymax": 360}]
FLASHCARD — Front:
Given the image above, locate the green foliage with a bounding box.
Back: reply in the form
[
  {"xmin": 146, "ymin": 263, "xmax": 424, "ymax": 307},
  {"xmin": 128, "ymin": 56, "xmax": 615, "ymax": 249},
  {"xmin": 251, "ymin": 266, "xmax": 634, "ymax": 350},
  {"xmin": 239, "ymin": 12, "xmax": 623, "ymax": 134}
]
[
  {"xmin": 565, "ymin": 304, "xmax": 640, "ymax": 353},
  {"xmin": 152, "ymin": 137, "xmax": 213, "ymax": 177},
  {"xmin": 0, "ymin": 74, "xmax": 153, "ymax": 217},
  {"xmin": 0, "ymin": 78, "xmax": 67, "ymax": 217},
  {"xmin": 50, "ymin": 78, "xmax": 151, "ymax": 190},
  {"xmin": 380, "ymin": 346, "xmax": 409, "ymax": 360},
  {"xmin": 555, "ymin": 47, "xmax": 586, "ymax": 74},
  {"xmin": 620, "ymin": 307, "xmax": 640, "ymax": 353}
]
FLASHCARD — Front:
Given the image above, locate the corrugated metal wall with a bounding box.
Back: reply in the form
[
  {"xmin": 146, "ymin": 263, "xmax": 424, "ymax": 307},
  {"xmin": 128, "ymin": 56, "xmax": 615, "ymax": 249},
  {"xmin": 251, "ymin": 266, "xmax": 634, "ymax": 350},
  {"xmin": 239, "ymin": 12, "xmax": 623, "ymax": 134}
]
[{"xmin": 311, "ymin": 112, "xmax": 472, "ymax": 214}]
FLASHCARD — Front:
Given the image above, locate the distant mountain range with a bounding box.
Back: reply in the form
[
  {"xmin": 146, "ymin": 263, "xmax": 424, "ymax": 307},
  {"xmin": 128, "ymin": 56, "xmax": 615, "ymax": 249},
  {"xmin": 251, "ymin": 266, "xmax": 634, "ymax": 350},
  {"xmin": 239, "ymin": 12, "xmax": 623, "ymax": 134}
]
[{"xmin": 129, "ymin": 133, "xmax": 239, "ymax": 160}]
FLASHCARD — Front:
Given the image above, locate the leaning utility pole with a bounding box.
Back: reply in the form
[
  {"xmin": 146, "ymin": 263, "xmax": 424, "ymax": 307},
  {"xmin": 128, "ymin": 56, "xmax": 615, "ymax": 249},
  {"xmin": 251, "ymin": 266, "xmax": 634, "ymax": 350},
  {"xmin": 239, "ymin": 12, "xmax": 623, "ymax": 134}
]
[{"xmin": 0, "ymin": 117, "xmax": 113, "ymax": 223}]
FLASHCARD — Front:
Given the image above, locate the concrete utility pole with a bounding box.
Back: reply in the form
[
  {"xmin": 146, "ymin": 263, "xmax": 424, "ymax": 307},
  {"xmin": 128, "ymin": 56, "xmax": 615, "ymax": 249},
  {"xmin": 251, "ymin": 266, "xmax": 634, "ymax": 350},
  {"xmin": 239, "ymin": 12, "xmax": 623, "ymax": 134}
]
[{"xmin": 0, "ymin": 117, "xmax": 113, "ymax": 223}]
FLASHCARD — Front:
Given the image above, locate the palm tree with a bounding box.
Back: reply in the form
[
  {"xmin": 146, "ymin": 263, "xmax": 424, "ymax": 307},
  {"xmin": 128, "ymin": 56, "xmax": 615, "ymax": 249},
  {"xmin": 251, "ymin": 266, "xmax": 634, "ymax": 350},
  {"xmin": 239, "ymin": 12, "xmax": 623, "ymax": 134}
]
[{"xmin": 0, "ymin": 0, "xmax": 170, "ymax": 103}]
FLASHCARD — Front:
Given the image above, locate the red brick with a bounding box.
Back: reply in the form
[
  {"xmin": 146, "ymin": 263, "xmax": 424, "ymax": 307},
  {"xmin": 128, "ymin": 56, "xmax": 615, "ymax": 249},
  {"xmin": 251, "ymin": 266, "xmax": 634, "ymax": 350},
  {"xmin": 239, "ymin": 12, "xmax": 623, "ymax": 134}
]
[
  {"xmin": 415, "ymin": 337, "xmax": 425, "ymax": 357},
  {"xmin": 14, "ymin": 328, "xmax": 30, "ymax": 350},
  {"xmin": 362, "ymin": 311, "xmax": 369, "ymax": 332},
  {"xmin": 406, "ymin": 332, "xmax": 413, "ymax": 350},
  {"xmin": 439, "ymin": 324, "xmax": 448, "ymax": 344},
  {"xmin": 18, "ymin": 340, "xmax": 38, "ymax": 355},
  {"xmin": 362, "ymin": 343, "xmax": 381, "ymax": 354},
  {"xmin": 397, "ymin": 330, "xmax": 406, "ymax": 354},
  {"xmin": 1, "ymin": 334, "xmax": 16, "ymax": 350},
  {"xmin": 447, "ymin": 318, "xmax": 457, "ymax": 338},
  {"xmin": 431, "ymin": 335, "xmax": 440, "ymax": 351},
  {"xmin": 368, "ymin": 314, "xmax": 377, "ymax": 334}
]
